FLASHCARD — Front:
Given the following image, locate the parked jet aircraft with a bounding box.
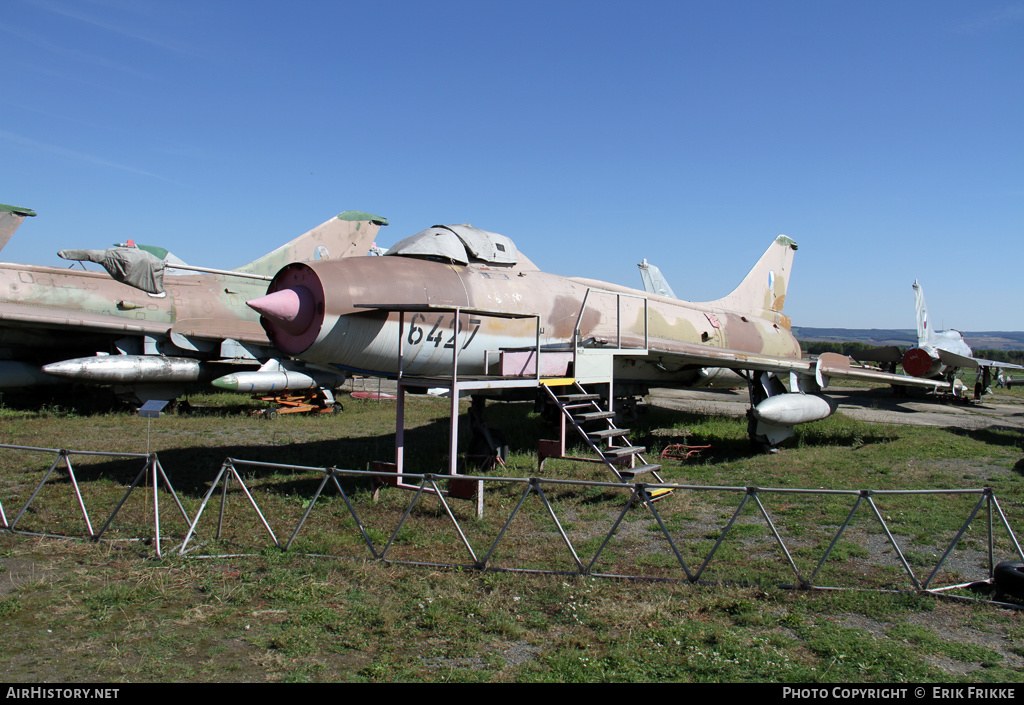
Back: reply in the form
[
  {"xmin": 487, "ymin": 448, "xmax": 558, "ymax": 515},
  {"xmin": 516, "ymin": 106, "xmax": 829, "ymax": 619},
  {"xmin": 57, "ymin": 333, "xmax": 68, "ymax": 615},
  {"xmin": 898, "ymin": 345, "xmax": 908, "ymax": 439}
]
[
  {"xmin": 646, "ymin": 261, "xmax": 1019, "ymax": 401},
  {"xmin": 246, "ymin": 224, "xmax": 950, "ymax": 448},
  {"xmin": 901, "ymin": 280, "xmax": 1022, "ymax": 395},
  {"xmin": 636, "ymin": 258, "xmax": 747, "ymax": 389},
  {"xmin": 0, "ymin": 209, "xmax": 387, "ymax": 402},
  {"xmin": 852, "ymin": 280, "xmax": 1024, "ymax": 396}
]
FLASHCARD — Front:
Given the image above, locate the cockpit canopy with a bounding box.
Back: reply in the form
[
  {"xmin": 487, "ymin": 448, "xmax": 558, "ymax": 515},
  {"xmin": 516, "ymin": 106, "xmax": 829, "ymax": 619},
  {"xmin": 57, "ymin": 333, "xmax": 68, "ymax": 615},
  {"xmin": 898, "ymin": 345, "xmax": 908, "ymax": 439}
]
[{"xmin": 384, "ymin": 224, "xmax": 519, "ymax": 266}]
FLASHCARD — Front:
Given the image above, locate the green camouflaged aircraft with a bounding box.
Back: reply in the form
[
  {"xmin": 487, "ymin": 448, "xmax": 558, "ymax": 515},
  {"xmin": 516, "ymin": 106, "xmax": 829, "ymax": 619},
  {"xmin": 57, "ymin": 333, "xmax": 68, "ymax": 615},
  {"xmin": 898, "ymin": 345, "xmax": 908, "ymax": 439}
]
[{"xmin": 0, "ymin": 207, "xmax": 387, "ymax": 404}]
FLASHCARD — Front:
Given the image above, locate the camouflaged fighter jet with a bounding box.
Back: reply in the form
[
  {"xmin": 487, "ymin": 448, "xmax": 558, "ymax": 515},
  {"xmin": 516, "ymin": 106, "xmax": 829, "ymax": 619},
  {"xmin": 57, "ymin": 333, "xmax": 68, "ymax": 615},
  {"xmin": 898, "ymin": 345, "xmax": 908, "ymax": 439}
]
[
  {"xmin": 0, "ymin": 210, "xmax": 387, "ymax": 403},
  {"xmin": 246, "ymin": 224, "xmax": 954, "ymax": 449}
]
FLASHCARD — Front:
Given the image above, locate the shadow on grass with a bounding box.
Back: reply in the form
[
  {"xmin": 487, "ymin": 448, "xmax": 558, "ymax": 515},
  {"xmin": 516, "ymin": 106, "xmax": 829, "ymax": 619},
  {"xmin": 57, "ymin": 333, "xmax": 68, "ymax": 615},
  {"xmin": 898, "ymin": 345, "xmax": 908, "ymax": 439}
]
[
  {"xmin": 0, "ymin": 386, "xmax": 124, "ymax": 416},
  {"xmin": 3, "ymin": 402, "xmax": 548, "ymax": 500},
  {"xmin": 5, "ymin": 418, "xmax": 454, "ymax": 498},
  {"xmin": 0, "ymin": 386, "xmax": 270, "ymax": 418},
  {"xmin": 634, "ymin": 406, "xmax": 901, "ymax": 466},
  {"xmin": 945, "ymin": 424, "xmax": 1024, "ymax": 451}
]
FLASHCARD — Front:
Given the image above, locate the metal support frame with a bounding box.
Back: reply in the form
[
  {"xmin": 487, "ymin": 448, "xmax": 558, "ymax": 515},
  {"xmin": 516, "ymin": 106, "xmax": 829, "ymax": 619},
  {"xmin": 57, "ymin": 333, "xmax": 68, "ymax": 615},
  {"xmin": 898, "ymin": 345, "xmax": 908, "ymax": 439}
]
[
  {"xmin": 4, "ymin": 443, "xmax": 1022, "ymax": 601},
  {"xmin": 359, "ymin": 304, "xmax": 549, "ymax": 519},
  {"xmin": 363, "ymin": 294, "xmax": 653, "ymax": 519},
  {"xmin": 93, "ymin": 454, "xmax": 192, "ymax": 558},
  {"xmin": 573, "ymin": 287, "xmax": 650, "ymax": 352},
  {"xmin": 179, "ymin": 458, "xmax": 280, "ymax": 553},
  {"xmin": 0, "ymin": 443, "xmax": 189, "ymax": 555},
  {"xmin": 539, "ymin": 384, "xmax": 627, "ymax": 479},
  {"xmin": 537, "ymin": 382, "xmax": 667, "ymax": 495},
  {"xmin": 173, "ymin": 459, "xmax": 1024, "ymax": 599}
]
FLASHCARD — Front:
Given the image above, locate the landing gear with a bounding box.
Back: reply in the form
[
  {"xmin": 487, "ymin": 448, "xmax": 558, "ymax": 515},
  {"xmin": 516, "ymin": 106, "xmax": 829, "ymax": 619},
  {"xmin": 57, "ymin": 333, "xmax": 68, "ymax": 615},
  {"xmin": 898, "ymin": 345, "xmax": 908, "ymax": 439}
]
[
  {"xmin": 466, "ymin": 396, "xmax": 509, "ymax": 470},
  {"xmin": 745, "ymin": 371, "xmax": 788, "ymax": 453},
  {"xmin": 974, "ymin": 367, "xmax": 992, "ymax": 401}
]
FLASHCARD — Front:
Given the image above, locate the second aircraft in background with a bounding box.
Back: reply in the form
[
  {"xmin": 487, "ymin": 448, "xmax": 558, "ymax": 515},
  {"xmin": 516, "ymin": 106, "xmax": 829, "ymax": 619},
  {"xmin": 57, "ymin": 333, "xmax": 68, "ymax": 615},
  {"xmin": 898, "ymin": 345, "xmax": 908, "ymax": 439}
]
[{"xmin": 0, "ymin": 209, "xmax": 388, "ymax": 404}]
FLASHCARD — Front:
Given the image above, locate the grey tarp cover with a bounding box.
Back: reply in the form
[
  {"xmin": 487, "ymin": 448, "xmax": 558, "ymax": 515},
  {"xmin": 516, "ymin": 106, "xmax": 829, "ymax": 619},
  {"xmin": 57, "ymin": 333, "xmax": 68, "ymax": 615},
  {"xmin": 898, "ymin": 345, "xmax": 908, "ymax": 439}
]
[{"xmin": 58, "ymin": 247, "xmax": 166, "ymax": 295}]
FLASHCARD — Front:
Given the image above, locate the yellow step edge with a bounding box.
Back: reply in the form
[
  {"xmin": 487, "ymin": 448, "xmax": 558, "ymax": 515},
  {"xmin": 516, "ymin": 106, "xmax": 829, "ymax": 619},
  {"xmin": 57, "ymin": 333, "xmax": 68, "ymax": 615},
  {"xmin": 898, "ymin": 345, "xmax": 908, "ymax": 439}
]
[{"xmin": 539, "ymin": 377, "xmax": 576, "ymax": 387}]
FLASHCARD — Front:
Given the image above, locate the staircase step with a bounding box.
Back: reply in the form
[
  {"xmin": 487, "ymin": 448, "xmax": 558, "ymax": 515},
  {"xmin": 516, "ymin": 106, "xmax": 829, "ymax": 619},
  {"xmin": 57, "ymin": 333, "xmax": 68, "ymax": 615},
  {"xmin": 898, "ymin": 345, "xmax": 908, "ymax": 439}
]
[
  {"xmin": 587, "ymin": 428, "xmax": 630, "ymax": 440},
  {"xmin": 557, "ymin": 393, "xmax": 601, "ymax": 403},
  {"xmin": 573, "ymin": 411, "xmax": 616, "ymax": 422},
  {"xmin": 602, "ymin": 445, "xmax": 646, "ymax": 458},
  {"xmin": 619, "ymin": 464, "xmax": 662, "ymax": 479}
]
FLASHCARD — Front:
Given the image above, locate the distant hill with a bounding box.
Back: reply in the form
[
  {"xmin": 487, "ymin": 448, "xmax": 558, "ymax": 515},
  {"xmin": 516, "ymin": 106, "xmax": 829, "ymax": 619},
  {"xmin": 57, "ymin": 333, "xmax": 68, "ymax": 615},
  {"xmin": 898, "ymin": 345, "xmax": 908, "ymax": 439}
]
[{"xmin": 793, "ymin": 328, "xmax": 1024, "ymax": 352}]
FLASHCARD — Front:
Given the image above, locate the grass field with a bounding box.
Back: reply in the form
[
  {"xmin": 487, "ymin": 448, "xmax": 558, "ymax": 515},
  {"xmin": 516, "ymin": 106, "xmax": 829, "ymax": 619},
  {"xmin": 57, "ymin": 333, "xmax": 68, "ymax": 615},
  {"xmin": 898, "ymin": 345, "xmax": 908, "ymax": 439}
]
[{"xmin": 1, "ymin": 388, "xmax": 1023, "ymax": 683}]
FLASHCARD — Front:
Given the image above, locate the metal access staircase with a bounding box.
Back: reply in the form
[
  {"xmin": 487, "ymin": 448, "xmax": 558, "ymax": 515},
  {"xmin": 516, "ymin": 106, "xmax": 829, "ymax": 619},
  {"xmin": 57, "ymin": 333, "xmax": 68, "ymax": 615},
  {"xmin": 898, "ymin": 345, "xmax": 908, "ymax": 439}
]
[
  {"xmin": 368, "ymin": 289, "xmax": 663, "ymax": 516},
  {"xmin": 539, "ymin": 382, "xmax": 671, "ymax": 498}
]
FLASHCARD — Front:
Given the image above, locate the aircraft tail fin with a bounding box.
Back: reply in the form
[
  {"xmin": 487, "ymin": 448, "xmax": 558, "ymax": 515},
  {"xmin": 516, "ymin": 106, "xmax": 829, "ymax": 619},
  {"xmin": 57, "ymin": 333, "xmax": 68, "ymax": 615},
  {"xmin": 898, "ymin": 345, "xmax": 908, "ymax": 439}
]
[
  {"xmin": 912, "ymin": 279, "xmax": 930, "ymax": 345},
  {"xmin": 705, "ymin": 235, "xmax": 798, "ymax": 326},
  {"xmin": 233, "ymin": 210, "xmax": 389, "ymax": 276},
  {"xmin": 637, "ymin": 259, "xmax": 678, "ymax": 299},
  {"xmin": 0, "ymin": 204, "xmax": 37, "ymax": 254}
]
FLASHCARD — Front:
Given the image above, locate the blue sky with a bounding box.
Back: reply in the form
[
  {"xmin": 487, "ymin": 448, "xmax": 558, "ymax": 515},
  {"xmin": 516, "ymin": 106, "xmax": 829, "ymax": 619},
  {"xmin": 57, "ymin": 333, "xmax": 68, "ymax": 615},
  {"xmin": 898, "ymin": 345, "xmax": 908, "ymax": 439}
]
[{"xmin": 3, "ymin": 0, "xmax": 1022, "ymax": 330}]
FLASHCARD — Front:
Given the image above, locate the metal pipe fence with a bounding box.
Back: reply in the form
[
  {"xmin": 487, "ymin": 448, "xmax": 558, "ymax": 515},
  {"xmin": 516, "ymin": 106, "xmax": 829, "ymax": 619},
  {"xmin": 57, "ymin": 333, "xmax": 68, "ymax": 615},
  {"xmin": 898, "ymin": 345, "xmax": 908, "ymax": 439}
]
[
  {"xmin": 0, "ymin": 443, "xmax": 189, "ymax": 558},
  {"xmin": 3, "ymin": 442, "xmax": 1022, "ymax": 602}
]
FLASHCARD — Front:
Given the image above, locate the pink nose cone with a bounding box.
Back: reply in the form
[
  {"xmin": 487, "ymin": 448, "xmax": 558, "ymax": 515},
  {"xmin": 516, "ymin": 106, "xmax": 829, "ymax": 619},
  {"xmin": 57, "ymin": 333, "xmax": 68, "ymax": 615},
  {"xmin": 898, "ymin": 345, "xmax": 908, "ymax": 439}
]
[{"xmin": 247, "ymin": 286, "xmax": 315, "ymax": 335}]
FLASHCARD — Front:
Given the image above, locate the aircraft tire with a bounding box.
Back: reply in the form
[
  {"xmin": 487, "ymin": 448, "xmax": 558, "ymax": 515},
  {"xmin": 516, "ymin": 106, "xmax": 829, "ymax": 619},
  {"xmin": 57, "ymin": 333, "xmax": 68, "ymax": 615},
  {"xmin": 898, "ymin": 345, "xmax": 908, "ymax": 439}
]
[{"xmin": 993, "ymin": 561, "xmax": 1024, "ymax": 600}]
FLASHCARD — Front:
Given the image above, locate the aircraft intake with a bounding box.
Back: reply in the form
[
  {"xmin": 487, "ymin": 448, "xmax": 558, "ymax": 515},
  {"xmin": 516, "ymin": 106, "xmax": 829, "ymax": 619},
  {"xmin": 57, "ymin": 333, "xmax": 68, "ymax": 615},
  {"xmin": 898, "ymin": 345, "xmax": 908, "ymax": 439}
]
[
  {"xmin": 247, "ymin": 256, "xmax": 500, "ymax": 376},
  {"xmin": 247, "ymin": 286, "xmax": 316, "ymax": 335},
  {"xmin": 247, "ymin": 262, "xmax": 327, "ymax": 356}
]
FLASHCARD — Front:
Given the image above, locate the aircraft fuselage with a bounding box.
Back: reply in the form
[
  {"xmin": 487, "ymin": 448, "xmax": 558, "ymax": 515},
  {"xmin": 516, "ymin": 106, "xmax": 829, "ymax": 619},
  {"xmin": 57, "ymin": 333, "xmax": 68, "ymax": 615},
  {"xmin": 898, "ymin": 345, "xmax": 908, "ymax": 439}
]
[
  {"xmin": 0, "ymin": 261, "xmax": 268, "ymax": 363},
  {"xmin": 254, "ymin": 255, "xmax": 802, "ymax": 387}
]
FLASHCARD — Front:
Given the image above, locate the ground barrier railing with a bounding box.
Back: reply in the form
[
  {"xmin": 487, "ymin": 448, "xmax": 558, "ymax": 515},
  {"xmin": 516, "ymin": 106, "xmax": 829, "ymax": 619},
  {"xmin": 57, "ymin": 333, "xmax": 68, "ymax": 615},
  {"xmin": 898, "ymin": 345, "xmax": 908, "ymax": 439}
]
[
  {"xmin": 0, "ymin": 443, "xmax": 189, "ymax": 558},
  {"xmin": 2, "ymin": 446, "xmax": 1023, "ymax": 601}
]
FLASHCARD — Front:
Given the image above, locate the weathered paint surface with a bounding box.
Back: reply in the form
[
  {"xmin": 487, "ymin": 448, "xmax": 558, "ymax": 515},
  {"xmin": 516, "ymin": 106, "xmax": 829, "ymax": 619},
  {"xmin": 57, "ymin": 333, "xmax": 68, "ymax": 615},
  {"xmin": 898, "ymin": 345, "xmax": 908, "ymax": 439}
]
[
  {"xmin": 252, "ymin": 234, "xmax": 803, "ymax": 385},
  {"xmin": 0, "ymin": 212, "xmax": 386, "ymax": 384}
]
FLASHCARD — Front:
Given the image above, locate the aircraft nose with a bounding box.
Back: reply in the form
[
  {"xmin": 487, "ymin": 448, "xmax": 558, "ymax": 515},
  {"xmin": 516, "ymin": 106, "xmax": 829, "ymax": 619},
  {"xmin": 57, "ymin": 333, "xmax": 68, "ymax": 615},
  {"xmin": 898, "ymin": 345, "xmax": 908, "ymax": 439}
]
[{"xmin": 247, "ymin": 286, "xmax": 315, "ymax": 335}]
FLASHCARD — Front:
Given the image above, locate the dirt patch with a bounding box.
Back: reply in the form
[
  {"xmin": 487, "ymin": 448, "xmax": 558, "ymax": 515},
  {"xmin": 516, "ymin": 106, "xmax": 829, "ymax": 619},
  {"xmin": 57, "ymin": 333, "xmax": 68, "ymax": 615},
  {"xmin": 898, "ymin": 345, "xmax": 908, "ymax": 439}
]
[{"xmin": 826, "ymin": 602, "xmax": 1024, "ymax": 676}]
